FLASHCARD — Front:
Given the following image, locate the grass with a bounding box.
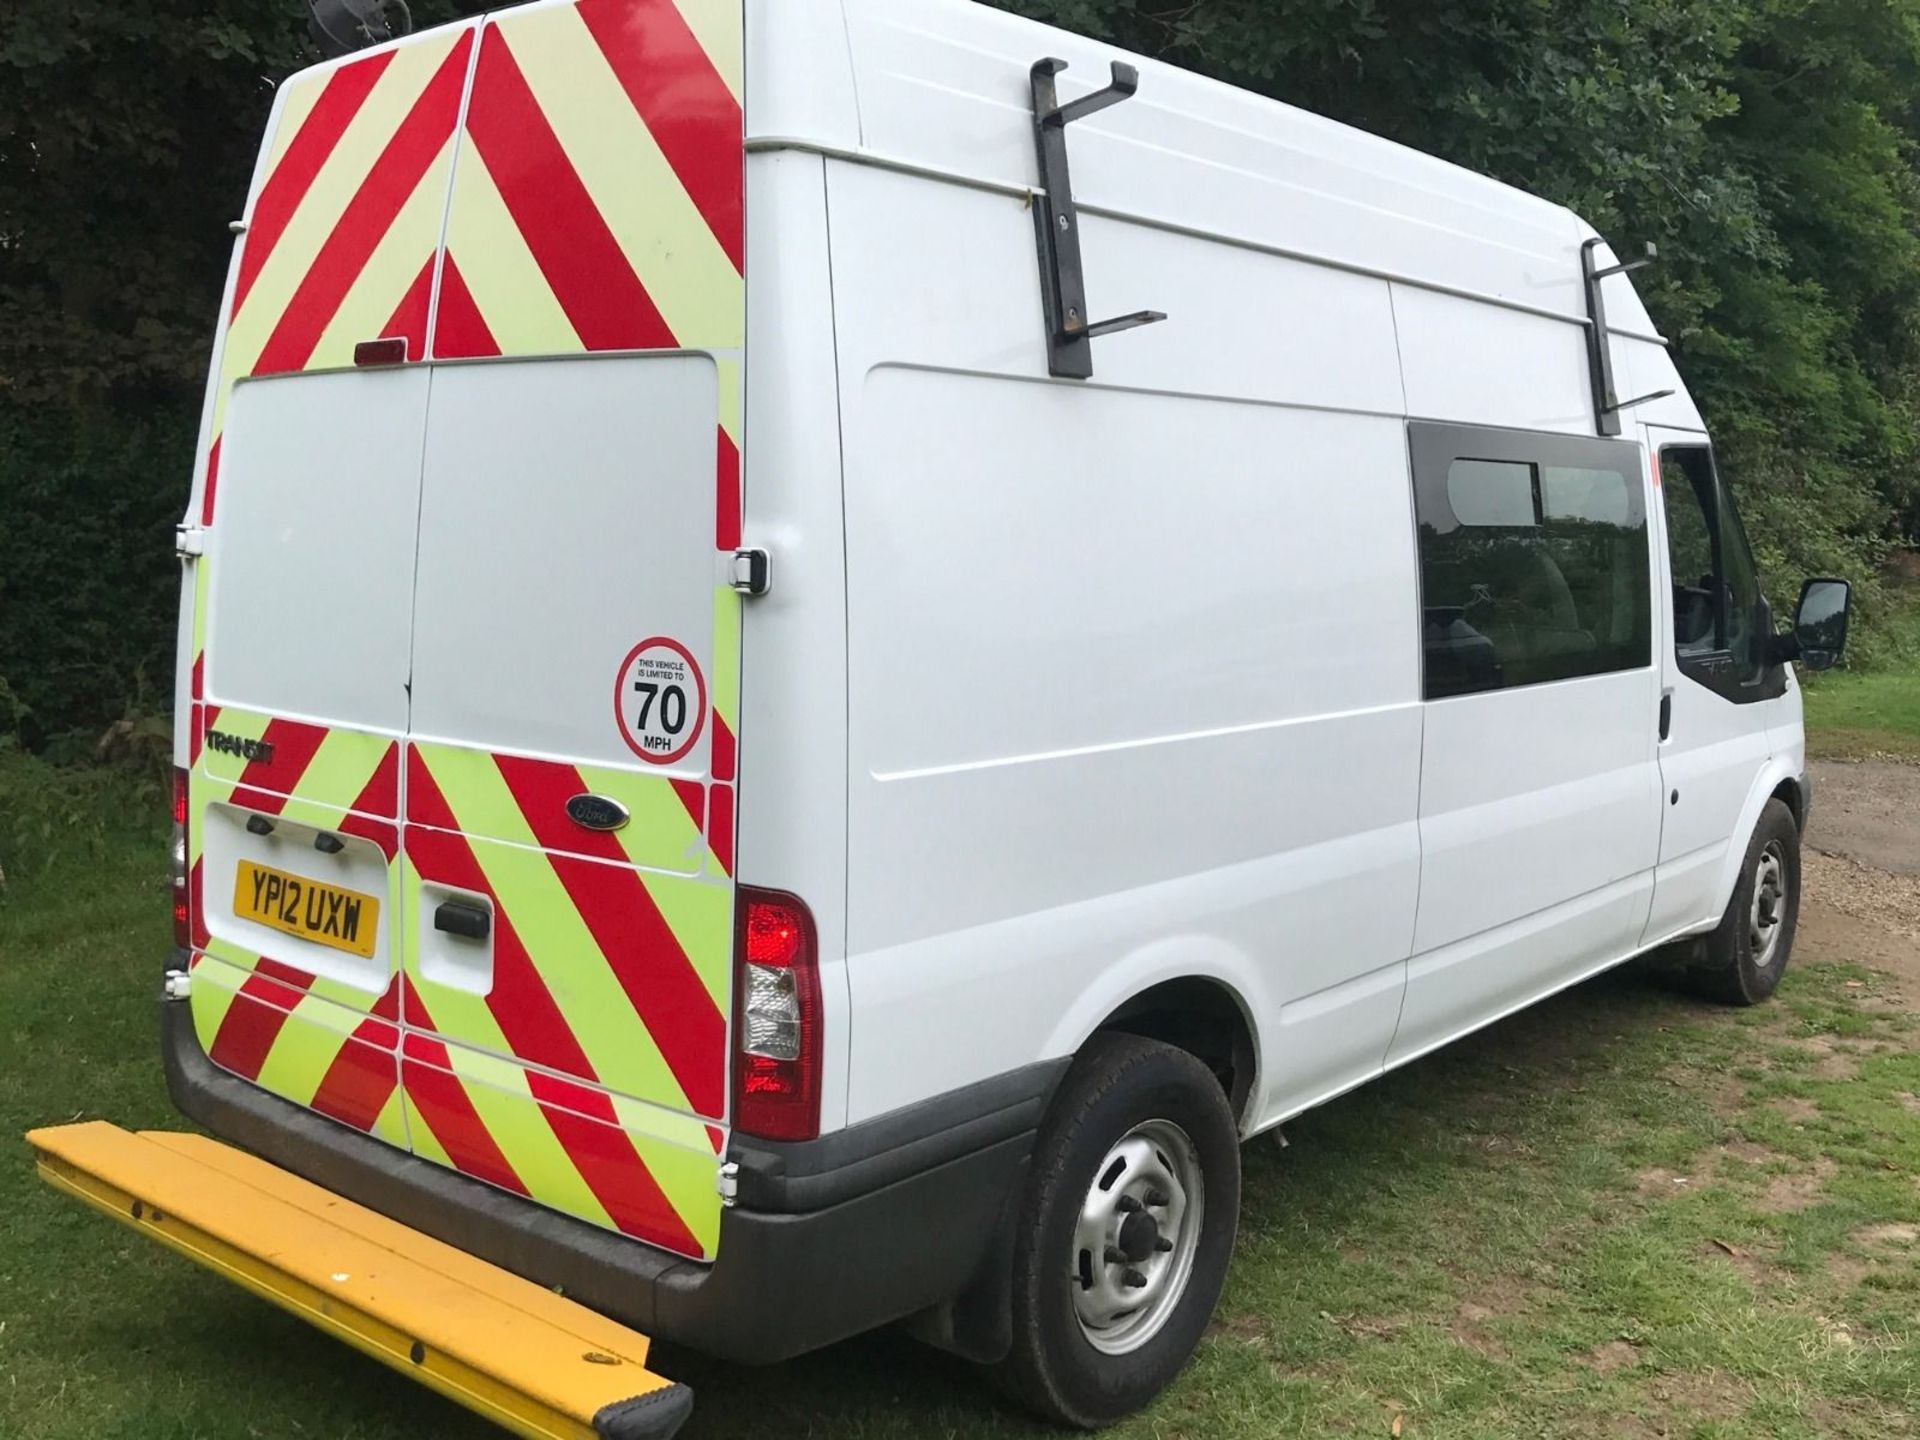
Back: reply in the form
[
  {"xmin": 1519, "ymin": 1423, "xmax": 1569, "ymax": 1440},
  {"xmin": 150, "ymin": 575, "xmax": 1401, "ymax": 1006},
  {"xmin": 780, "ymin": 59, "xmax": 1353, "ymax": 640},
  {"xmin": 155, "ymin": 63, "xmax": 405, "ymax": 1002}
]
[
  {"xmin": 1805, "ymin": 564, "xmax": 1920, "ymax": 758},
  {"xmin": 4, "ymin": 758, "xmax": 1920, "ymax": 1439},
  {"xmin": 1804, "ymin": 666, "xmax": 1920, "ymax": 759}
]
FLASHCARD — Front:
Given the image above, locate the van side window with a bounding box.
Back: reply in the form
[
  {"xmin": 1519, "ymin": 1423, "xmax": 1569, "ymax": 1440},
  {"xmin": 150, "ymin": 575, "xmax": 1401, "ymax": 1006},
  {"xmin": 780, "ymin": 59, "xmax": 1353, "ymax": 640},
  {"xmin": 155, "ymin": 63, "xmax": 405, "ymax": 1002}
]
[
  {"xmin": 1660, "ymin": 445, "xmax": 1769, "ymax": 689},
  {"xmin": 1660, "ymin": 449, "xmax": 1722, "ymax": 656},
  {"xmin": 1409, "ymin": 422, "xmax": 1651, "ymax": 700}
]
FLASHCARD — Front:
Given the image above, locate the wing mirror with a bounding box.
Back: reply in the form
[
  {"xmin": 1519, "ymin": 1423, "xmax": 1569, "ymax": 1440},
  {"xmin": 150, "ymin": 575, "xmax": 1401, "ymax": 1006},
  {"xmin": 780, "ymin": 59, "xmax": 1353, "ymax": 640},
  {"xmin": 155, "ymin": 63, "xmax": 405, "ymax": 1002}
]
[{"xmin": 1772, "ymin": 578, "xmax": 1852, "ymax": 671}]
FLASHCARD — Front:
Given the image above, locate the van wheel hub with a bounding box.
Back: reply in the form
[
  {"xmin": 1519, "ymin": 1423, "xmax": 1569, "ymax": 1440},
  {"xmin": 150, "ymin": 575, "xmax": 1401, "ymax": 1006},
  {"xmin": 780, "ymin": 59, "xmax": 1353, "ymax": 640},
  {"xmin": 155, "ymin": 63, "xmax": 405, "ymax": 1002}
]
[
  {"xmin": 1071, "ymin": 1119, "xmax": 1203, "ymax": 1355},
  {"xmin": 1750, "ymin": 840, "xmax": 1789, "ymax": 968}
]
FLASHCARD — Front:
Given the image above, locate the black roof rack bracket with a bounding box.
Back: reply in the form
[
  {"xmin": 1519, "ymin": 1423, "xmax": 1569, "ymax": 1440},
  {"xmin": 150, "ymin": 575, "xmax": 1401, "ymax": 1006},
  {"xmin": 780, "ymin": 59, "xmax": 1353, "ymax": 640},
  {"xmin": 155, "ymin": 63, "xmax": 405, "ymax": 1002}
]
[
  {"xmin": 1582, "ymin": 238, "xmax": 1676, "ymax": 436},
  {"xmin": 1030, "ymin": 58, "xmax": 1168, "ymax": 381}
]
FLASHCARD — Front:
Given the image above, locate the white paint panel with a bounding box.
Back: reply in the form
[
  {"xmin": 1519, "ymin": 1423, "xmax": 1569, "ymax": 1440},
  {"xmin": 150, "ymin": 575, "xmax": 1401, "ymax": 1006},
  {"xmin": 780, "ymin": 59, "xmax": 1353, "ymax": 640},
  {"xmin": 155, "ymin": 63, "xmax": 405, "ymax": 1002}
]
[
  {"xmin": 1393, "ymin": 283, "xmax": 1594, "ymax": 434},
  {"xmin": 1390, "ymin": 871, "xmax": 1656, "ymax": 1067},
  {"xmin": 823, "ymin": 158, "xmax": 1406, "ymax": 409},
  {"xmin": 830, "ymin": 147, "xmax": 1425, "ymax": 1128},
  {"xmin": 1413, "ymin": 669, "xmax": 1663, "ymax": 956},
  {"xmin": 737, "ymin": 151, "xmax": 856, "ymax": 1132},
  {"xmin": 207, "ymin": 369, "xmax": 429, "ymax": 734},
  {"xmin": 744, "ymin": 0, "xmax": 860, "ymax": 149},
  {"xmin": 1643, "ymin": 426, "xmax": 1779, "ymax": 939},
  {"xmin": 408, "ymin": 356, "xmax": 719, "ymax": 775},
  {"xmin": 850, "ymin": 370, "xmax": 1418, "ymax": 777}
]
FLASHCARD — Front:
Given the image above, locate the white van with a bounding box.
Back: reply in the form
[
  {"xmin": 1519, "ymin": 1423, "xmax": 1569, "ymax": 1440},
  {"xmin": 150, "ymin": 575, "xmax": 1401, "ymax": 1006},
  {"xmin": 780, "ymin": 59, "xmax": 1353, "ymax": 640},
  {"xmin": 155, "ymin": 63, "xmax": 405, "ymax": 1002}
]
[{"xmin": 142, "ymin": 0, "xmax": 1855, "ymax": 1427}]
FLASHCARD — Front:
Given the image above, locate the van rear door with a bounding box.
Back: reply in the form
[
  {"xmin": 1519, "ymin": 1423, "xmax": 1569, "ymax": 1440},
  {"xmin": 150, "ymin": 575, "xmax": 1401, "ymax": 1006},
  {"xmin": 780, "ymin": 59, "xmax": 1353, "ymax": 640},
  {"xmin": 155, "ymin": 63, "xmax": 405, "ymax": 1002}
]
[
  {"xmin": 183, "ymin": 19, "xmax": 480, "ymax": 1146},
  {"xmin": 400, "ymin": 357, "xmax": 734, "ymax": 1261},
  {"xmin": 392, "ymin": 0, "xmax": 746, "ymax": 1263},
  {"xmin": 189, "ymin": 367, "xmax": 420, "ymax": 1149},
  {"xmin": 186, "ymin": 0, "xmax": 743, "ymax": 1262}
]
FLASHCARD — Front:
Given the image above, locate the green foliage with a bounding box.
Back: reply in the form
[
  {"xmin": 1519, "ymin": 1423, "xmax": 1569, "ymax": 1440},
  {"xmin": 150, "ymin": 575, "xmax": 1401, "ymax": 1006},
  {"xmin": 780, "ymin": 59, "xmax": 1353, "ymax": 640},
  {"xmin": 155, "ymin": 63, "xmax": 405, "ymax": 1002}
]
[
  {"xmin": 0, "ymin": 408, "xmax": 188, "ymax": 751},
  {"xmin": 4, "ymin": 0, "xmax": 1920, "ymax": 749},
  {"xmin": 0, "ymin": 741, "xmax": 165, "ymax": 893}
]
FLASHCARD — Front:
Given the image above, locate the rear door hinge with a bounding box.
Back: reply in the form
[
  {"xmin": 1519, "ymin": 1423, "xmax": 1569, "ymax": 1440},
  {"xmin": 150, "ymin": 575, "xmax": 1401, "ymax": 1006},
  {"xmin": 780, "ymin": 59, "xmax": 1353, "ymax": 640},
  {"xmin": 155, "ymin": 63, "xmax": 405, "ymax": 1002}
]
[
  {"xmin": 729, "ymin": 548, "xmax": 771, "ymax": 598},
  {"xmin": 175, "ymin": 525, "xmax": 207, "ymax": 560},
  {"xmin": 717, "ymin": 1161, "xmax": 740, "ymax": 1206}
]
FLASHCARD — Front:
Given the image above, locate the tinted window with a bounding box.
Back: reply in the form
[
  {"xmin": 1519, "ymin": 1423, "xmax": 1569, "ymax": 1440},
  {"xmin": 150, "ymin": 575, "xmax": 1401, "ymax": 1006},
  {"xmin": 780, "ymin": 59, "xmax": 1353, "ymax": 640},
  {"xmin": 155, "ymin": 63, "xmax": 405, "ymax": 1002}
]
[
  {"xmin": 1661, "ymin": 445, "xmax": 1769, "ymax": 686},
  {"xmin": 1660, "ymin": 449, "xmax": 1722, "ymax": 656},
  {"xmin": 1411, "ymin": 423, "xmax": 1652, "ymax": 700}
]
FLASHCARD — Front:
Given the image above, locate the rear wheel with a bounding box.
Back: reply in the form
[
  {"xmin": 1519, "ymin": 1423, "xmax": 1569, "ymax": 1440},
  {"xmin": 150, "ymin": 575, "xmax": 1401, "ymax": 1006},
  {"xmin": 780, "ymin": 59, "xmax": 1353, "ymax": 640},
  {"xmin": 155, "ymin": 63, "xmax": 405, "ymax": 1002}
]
[
  {"xmin": 992, "ymin": 1033, "xmax": 1240, "ymax": 1428},
  {"xmin": 1685, "ymin": 798, "xmax": 1801, "ymax": 1006}
]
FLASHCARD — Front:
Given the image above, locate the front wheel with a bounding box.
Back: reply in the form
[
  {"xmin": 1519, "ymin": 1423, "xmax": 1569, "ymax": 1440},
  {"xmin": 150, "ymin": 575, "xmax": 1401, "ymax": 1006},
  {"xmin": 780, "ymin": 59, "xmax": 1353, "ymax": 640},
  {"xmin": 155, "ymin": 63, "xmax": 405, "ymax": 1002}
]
[
  {"xmin": 1686, "ymin": 797, "xmax": 1801, "ymax": 1006},
  {"xmin": 991, "ymin": 1034, "xmax": 1240, "ymax": 1428}
]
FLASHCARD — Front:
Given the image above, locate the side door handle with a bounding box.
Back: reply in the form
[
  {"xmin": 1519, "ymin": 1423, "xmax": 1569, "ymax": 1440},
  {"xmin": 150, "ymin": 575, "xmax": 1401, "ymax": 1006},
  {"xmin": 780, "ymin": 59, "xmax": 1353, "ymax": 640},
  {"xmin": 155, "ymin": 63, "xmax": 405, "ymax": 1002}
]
[
  {"xmin": 1659, "ymin": 691, "xmax": 1673, "ymax": 742},
  {"xmin": 434, "ymin": 900, "xmax": 491, "ymax": 941}
]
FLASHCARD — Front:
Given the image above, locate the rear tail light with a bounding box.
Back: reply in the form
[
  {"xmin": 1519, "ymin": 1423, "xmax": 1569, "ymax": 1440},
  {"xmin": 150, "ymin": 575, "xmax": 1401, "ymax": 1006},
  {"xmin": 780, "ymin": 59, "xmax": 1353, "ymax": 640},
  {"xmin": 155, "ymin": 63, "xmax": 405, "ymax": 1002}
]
[
  {"xmin": 171, "ymin": 767, "xmax": 191, "ymax": 948},
  {"xmin": 733, "ymin": 887, "xmax": 821, "ymax": 1142}
]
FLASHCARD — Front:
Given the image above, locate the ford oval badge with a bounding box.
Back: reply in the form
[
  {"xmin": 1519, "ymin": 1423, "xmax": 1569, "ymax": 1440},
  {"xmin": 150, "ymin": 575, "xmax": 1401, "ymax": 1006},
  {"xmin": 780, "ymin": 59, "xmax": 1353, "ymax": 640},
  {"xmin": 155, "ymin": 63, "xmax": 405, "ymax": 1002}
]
[{"xmin": 566, "ymin": 794, "xmax": 630, "ymax": 833}]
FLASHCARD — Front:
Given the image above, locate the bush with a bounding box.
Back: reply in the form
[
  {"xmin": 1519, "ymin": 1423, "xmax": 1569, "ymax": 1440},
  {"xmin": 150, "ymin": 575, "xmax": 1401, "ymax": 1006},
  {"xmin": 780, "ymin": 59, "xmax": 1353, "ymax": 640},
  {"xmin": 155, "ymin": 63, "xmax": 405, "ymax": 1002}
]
[
  {"xmin": 0, "ymin": 740, "xmax": 166, "ymax": 896},
  {"xmin": 0, "ymin": 406, "xmax": 191, "ymax": 753}
]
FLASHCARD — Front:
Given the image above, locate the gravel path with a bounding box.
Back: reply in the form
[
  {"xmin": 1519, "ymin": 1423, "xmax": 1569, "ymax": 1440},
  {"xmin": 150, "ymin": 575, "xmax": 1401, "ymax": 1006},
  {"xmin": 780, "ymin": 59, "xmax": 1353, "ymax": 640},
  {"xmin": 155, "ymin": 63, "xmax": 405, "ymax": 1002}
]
[
  {"xmin": 1801, "ymin": 758, "xmax": 1920, "ymax": 1003},
  {"xmin": 1806, "ymin": 758, "xmax": 1920, "ymax": 877}
]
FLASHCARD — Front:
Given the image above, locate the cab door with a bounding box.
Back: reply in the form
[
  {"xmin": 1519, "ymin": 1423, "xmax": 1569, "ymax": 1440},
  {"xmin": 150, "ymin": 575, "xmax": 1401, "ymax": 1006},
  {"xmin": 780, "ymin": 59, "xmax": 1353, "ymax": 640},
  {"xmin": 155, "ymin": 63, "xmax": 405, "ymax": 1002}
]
[{"xmin": 1642, "ymin": 431, "xmax": 1780, "ymax": 941}]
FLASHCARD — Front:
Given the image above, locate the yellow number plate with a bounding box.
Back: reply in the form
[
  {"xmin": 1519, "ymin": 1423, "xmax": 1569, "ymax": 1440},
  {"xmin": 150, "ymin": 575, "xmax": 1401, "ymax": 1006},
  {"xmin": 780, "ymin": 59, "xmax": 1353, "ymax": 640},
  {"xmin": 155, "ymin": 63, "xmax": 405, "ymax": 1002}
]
[{"xmin": 233, "ymin": 860, "xmax": 379, "ymax": 960}]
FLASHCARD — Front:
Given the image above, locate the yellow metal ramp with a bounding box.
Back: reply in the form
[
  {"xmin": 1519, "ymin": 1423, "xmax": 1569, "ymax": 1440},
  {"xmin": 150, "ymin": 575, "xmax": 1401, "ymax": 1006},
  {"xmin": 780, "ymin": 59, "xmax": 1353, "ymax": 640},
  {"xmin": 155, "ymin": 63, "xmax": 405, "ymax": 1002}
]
[{"xmin": 27, "ymin": 1123, "xmax": 693, "ymax": 1440}]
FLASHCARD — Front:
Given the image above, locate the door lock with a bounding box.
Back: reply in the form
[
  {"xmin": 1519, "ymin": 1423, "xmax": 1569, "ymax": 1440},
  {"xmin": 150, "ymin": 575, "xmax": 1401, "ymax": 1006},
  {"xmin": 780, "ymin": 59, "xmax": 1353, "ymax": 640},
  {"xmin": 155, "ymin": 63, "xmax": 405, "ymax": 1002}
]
[{"xmin": 730, "ymin": 548, "xmax": 771, "ymax": 598}]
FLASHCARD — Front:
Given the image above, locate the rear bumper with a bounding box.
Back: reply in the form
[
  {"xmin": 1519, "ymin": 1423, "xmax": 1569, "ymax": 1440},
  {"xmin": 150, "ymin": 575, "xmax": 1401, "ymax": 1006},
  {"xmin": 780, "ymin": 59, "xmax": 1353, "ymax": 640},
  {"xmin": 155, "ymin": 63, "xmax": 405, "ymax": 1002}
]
[{"xmin": 161, "ymin": 971, "xmax": 1063, "ymax": 1364}]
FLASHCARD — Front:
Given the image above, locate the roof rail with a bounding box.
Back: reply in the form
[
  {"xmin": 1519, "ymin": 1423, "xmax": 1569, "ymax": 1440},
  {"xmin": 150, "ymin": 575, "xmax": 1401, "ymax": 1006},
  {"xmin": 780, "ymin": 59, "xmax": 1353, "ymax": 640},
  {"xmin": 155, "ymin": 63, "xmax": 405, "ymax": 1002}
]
[{"xmin": 1581, "ymin": 238, "xmax": 1675, "ymax": 436}]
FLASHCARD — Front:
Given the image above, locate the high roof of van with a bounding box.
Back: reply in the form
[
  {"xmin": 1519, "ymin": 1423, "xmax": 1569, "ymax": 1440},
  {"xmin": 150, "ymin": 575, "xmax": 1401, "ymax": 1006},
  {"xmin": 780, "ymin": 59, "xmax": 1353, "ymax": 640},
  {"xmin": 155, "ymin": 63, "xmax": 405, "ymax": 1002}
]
[{"xmin": 761, "ymin": 0, "xmax": 1665, "ymax": 345}]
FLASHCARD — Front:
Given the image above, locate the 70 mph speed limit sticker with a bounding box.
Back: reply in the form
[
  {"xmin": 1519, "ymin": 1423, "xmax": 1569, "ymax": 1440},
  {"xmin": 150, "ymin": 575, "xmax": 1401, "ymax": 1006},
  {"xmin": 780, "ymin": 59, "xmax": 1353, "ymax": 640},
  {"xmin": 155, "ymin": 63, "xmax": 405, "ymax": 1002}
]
[{"xmin": 614, "ymin": 638, "xmax": 707, "ymax": 765}]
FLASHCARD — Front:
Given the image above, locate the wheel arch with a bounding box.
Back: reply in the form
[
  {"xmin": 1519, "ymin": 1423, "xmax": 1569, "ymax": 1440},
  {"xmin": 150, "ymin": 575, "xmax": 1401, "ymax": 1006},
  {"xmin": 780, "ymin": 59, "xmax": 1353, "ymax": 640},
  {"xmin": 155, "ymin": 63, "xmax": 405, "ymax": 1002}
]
[
  {"xmin": 1711, "ymin": 758, "xmax": 1807, "ymax": 919},
  {"xmin": 1046, "ymin": 965, "xmax": 1264, "ymax": 1132},
  {"xmin": 1770, "ymin": 773, "xmax": 1808, "ymax": 832}
]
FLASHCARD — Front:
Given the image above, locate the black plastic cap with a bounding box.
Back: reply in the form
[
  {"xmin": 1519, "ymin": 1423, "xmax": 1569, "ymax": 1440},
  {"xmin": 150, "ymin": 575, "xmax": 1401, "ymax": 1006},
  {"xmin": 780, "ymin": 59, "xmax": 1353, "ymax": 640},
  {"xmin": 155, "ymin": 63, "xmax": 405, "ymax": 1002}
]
[{"xmin": 594, "ymin": 1383, "xmax": 695, "ymax": 1440}]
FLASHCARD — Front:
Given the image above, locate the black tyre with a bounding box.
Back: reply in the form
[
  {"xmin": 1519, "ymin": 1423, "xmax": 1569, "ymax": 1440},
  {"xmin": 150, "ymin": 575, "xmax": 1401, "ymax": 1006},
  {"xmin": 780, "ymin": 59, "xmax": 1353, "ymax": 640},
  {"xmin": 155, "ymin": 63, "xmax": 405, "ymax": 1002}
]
[
  {"xmin": 992, "ymin": 1033, "xmax": 1240, "ymax": 1428},
  {"xmin": 1685, "ymin": 798, "xmax": 1801, "ymax": 1006}
]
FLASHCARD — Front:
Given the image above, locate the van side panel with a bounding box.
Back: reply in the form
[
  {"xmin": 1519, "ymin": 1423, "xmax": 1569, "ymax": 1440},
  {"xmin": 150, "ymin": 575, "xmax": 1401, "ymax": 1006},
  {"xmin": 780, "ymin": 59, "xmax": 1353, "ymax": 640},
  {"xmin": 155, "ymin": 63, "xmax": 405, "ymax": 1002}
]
[{"xmin": 825, "ymin": 157, "xmax": 1425, "ymax": 1129}]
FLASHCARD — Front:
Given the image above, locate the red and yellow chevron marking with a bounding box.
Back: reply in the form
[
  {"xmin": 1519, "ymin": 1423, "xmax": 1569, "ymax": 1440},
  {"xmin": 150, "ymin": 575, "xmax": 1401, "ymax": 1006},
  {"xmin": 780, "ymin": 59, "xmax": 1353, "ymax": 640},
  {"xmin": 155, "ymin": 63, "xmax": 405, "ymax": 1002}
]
[
  {"xmin": 182, "ymin": 1, "xmax": 746, "ymax": 1259},
  {"xmin": 192, "ymin": 962, "xmax": 408, "ymax": 1149},
  {"xmin": 406, "ymin": 749, "xmax": 729, "ymax": 1119},
  {"xmin": 427, "ymin": 0, "xmax": 746, "ymax": 881},
  {"xmin": 187, "ymin": 706, "xmax": 407, "ymax": 1135},
  {"xmin": 401, "ymin": 1010, "xmax": 722, "ymax": 1259},
  {"xmin": 407, "ymin": 744, "xmax": 706, "ymax": 877},
  {"xmin": 185, "ymin": 22, "xmax": 479, "ymax": 736},
  {"xmin": 435, "ymin": 0, "xmax": 741, "ymax": 361}
]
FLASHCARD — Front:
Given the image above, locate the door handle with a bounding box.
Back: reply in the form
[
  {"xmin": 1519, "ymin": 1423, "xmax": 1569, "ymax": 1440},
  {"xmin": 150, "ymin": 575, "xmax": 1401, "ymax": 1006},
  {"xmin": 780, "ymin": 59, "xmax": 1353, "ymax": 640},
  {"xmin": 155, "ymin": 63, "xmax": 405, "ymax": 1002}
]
[
  {"xmin": 434, "ymin": 900, "xmax": 491, "ymax": 941},
  {"xmin": 1659, "ymin": 691, "xmax": 1673, "ymax": 742}
]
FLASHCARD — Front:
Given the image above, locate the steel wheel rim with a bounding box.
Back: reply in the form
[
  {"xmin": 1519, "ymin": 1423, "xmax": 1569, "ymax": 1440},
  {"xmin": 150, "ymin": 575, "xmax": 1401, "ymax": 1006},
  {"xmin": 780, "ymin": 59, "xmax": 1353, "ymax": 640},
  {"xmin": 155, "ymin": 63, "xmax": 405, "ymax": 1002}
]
[
  {"xmin": 1749, "ymin": 840, "xmax": 1789, "ymax": 969},
  {"xmin": 1070, "ymin": 1118, "xmax": 1204, "ymax": 1356}
]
